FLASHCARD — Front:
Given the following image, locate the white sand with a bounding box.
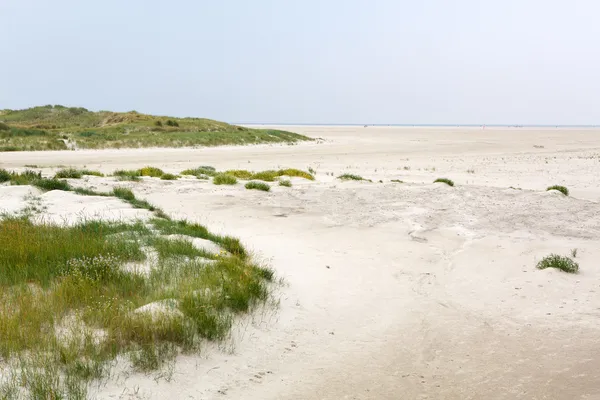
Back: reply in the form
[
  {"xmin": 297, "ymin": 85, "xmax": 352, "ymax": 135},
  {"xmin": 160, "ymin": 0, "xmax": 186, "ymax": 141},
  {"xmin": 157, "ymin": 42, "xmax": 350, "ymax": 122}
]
[{"xmin": 2, "ymin": 126, "xmax": 600, "ymax": 399}]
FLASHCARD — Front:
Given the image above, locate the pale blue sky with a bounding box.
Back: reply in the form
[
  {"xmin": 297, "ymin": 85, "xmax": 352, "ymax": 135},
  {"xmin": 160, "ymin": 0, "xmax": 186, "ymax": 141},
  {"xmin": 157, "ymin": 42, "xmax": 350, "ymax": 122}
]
[{"xmin": 1, "ymin": 0, "xmax": 599, "ymax": 124}]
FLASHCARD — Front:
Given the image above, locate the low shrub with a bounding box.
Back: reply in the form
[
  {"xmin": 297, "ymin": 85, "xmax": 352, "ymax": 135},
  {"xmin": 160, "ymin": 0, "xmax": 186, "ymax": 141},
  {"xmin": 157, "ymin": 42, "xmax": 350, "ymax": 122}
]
[
  {"xmin": 225, "ymin": 170, "xmax": 254, "ymax": 180},
  {"xmin": 279, "ymin": 179, "xmax": 291, "ymax": 187},
  {"xmin": 32, "ymin": 178, "xmax": 71, "ymax": 192}
]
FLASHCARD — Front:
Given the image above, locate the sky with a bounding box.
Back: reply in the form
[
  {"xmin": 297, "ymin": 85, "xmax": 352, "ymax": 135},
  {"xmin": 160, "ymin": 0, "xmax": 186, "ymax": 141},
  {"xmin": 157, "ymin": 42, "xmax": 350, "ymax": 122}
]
[{"xmin": 1, "ymin": 0, "xmax": 599, "ymax": 125}]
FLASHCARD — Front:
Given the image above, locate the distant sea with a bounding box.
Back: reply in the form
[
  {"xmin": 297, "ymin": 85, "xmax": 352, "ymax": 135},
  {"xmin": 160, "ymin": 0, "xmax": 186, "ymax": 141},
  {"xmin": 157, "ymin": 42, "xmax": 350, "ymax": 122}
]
[{"xmin": 238, "ymin": 123, "xmax": 599, "ymax": 128}]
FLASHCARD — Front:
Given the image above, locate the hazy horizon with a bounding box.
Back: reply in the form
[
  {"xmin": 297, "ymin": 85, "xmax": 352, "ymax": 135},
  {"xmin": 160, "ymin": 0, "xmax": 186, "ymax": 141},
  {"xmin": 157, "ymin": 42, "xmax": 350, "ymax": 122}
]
[{"xmin": 2, "ymin": 0, "xmax": 599, "ymax": 125}]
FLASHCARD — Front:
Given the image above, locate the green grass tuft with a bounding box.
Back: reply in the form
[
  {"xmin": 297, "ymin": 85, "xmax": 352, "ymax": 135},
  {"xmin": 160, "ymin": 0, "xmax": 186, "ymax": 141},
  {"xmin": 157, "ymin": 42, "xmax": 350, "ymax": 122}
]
[
  {"xmin": 547, "ymin": 185, "xmax": 569, "ymax": 196},
  {"xmin": 138, "ymin": 166, "xmax": 164, "ymax": 178},
  {"xmin": 225, "ymin": 170, "xmax": 254, "ymax": 180},
  {"xmin": 434, "ymin": 178, "xmax": 454, "ymax": 186},
  {"xmin": 391, "ymin": 179, "xmax": 404, "ymax": 183},
  {"xmin": 536, "ymin": 254, "xmax": 579, "ymax": 273},
  {"xmin": 113, "ymin": 169, "xmax": 141, "ymax": 181},
  {"xmin": 213, "ymin": 173, "xmax": 237, "ymax": 185},
  {"xmin": 338, "ymin": 173, "xmax": 364, "ymax": 181},
  {"xmin": 160, "ymin": 173, "xmax": 178, "ymax": 180},
  {"xmin": 54, "ymin": 168, "xmax": 104, "ymax": 179},
  {"xmin": 33, "ymin": 178, "xmax": 71, "ymax": 192},
  {"xmin": 279, "ymin": 179, "xmax": 292, "ymax": 187},
  {"xmin": 245, "ymin": 181, "xmax": 271, "ymax": 192},
  {"xmin": 277, "ymin": 168, "xmax": 314, "ymax": 180}
]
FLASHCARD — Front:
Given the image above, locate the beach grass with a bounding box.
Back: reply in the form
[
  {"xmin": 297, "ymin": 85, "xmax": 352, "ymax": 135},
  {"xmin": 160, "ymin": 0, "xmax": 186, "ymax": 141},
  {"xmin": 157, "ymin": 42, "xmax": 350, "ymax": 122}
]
[
  {"xmin": 279, "ymin": 179, "xmax": 292, "ymax": 187},
  {"xmin": 213, "ymin": 173, "xmax": 237, "ymax": 185},
  {"xmin": 338, "ymin": 173, "xmax": 364, "ymax": 181},
  {"xmin": 434, "ymin": 178, "xmax": 454, "ymax": 186},
  {"xmin": 536, "ymin": 254, "xmax": 579, "ymax": 273},
  {"xmin": 547, "ymin": 185, "xmax": 569, "ymax": 196},
  {"xmin": 245, "ymin": 181, "xmax": 271, "ymax": 192}
]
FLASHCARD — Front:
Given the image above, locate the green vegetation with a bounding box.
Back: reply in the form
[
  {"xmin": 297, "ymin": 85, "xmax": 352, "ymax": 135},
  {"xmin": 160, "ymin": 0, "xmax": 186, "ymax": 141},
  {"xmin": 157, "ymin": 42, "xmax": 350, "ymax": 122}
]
[
  {"xmin": 226, "ymin": 168, "xmax": 314, "ymax": 182},
  {"xmin": 138, "ymin": 166, "xmax": 164, "ymax": 178},
  {"xmin": 0, "ymin": 105, "xmax": 311, "ymax": 151},
  {"xmin": 434, "ymin": 178, "xmax": 454, "ymax": 187},
  {"xmin": 536, "ymin": 254, "xmax": 579, "ymax": 273},
  {"xmin": 0, "ymin": 216, "xmax": 273, "ymax": 398},
  {"xmin": 0, "ymin": 169, "xmax": 72, "ymax": 191},
  {"xmin": 391, "ymin": 179, "xmax": 404, "ymax": 183},
  {"xmin": 0, "ymin": 171, "xmax": 275, "ymax": 398},
  {"xmin": 54, "ymin": 168, "xmax": 104, "ymax": 179},
  {"xmin": 338, "ymin": 173, "xmax": 364, "ymax": 181},
  {"xmin": 113, "ymin": 169, "xmax": 142, "ymax": 181},
  {"xmin": 547, "ymin": 185, "xmax": 569, "ymax": 196},
  {"xmin": 213, "ymin": 173, "xmax": 237, "ymax": 185},
  {"xmin": 279, "ymin": 179, "xmax": 292, "ymax": 187},
  {"xmin": 245, "ymin": 181, "xmax": 271, "ymax": 192},
  {"xmin": 160, "ymin": 173, "xmax": 178, "ymax": 180}
]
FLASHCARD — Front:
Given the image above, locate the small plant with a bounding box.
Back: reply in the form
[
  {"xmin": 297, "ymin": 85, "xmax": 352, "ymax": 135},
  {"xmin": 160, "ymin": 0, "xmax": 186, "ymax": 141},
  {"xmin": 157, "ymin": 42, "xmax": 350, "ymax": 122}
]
[
  {"xmin": 165, "ymin": 120, "xmax": 179, "ymax": 127},
  {"xmin": 434, "ymin": 178, "xmax": 454, "ymax": 187},
  {"xmin": 160, "ymin": 173, "xmax": 178, "ymax": 180},
  {"xmin": 213, "ymin": 173, "xmax": 237, "ymax": 185},
  {"xmin": 113, "ymin": 170, "xmax": 141, "ymax": 181},
  {"xmin": 0, "ymin": 169, "xmax": 10, "ymax": 183},
  {"xmin": 308, "ymin": 166, "xmax": 316, "ymax": 175},
  {"xmin": 546, "ymin": 185, "xmax": 569, "ymax": 196},
  {"xmin": 155, "ymin": 120, "xmax": 163, "ymax": 127},
  {"xmin": 278, "ymin": 168, "xmax": 314, "ymax": 180},
  {"xmin": 279, "ymin": 179, "xmax": 291, "ymax": 187},
  {"xmin": 536, "ymin": 254, "xmax": 579, "ymax": 273},
  {"xmin": 391, "ymin": 179, "xmax": 403, "ymax": 183},
  {"xmin": 112, "ymin": 187, "xmax": 136, "ymax": 201},
  {"xmin": 338, "ymin": 174, "xmax": 364, "ymax": 181},
  {"xmin": 245, "ymin": 181, "xmax": 270, "ymax": 192},
  {"xmin": 33, "ymin": 178, "xmax": 71, "ymax": 192},
  {"xmin": 54, "ymin": 168, "xmax": 102, "ymax": 179},
  {"xmin": 467, "ymin": 169, "xmax": 475, "ymax": 174},
  {"xmin": 180, "ymin": 166, "xmax": 217, "ymax": 177},
  {"xmin": 571, "ymin": 248, "xmax": 578, "ymax": 258},
  {"xmin": 138, "ymin": 166, "xmax": 164, "ymax": 178}
]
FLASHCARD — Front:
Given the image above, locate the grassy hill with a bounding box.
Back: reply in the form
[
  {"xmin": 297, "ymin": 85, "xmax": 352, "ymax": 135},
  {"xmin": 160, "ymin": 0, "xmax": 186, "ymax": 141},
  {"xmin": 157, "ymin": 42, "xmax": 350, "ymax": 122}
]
[{"xmin": 0, "ymin": 105, "xmax": 310, "ymax": 151}]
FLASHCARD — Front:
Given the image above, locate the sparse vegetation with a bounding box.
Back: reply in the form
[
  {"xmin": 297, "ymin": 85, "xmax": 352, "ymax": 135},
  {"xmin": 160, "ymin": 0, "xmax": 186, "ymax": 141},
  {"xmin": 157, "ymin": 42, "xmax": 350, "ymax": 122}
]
[
  {"xmin": 571, "ymin": 248, "xmax": 578, "ymax": 258},
  {"xmin": 0, "ymin": 105, "xmax": 311, "ymax": 151},
  {"xmin": 278, "ymin": 168, "xmax": 314, "ymax": 180},
  {"xmin": 180, "ymin": 166, "xmax": 217, "ymax": 178},
  {"xmin": 547, "ymin": 185, "xmax": 569, "ymax": 196},
  {"xmin": 225, "ymin": 170, "xmax": 254, "ymax": 180},
  {"xmin": 160, "ymin": 173, "xmax": 178, "ymax": 180},
  {"xmin": 54, "ymin": 168, "xmax": 104, "ymax": 179},
  {"xmin": 212, "ymin": 173, "xmax": 237, "ymax": 185},
  {"xmin": 0, "ymin": 173, "xmax": 275, "ymax": 397},
  {"xmin": 279, "ymin": 179, "xmax": 292, "ymax": 187},
  {"xmin": 245, "ymin": 181, "xmax": 271, "ymax": 192},
  {"xmin": 536, "ymin": 254, "xmax": 579, "ymax": 273},
  {"xmin": 434, "ymin": 178, "xmax": 454, "ymax": 187},
  {"xmin": 467, "ymin": 169, "xmax": 475, "ymax": 174},
  {"xmin": 338, "ymin": 173, "xmax": 364, "ymax": 181},
  {"xmin": 224, "ymin": 168, "xmax": 314, "ymax": 182},
  {"xmin": 391, "ymin": 179, "xmax": 404, "ymax": 183}
]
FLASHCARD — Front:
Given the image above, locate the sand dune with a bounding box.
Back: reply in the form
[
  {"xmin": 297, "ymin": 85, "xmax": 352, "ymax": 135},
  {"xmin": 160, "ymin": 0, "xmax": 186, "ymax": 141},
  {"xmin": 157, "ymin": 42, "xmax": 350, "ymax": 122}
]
[{"xmin": 2, "ymin": 126, "xmax": 600, "ymax": 399}]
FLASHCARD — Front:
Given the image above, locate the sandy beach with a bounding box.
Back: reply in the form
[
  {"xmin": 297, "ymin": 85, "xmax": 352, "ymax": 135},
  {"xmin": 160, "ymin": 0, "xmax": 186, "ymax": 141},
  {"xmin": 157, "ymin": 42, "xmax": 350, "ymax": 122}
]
[{"xmin": 2, "ymin": 126, "xmax": 600, "ymax": 399}]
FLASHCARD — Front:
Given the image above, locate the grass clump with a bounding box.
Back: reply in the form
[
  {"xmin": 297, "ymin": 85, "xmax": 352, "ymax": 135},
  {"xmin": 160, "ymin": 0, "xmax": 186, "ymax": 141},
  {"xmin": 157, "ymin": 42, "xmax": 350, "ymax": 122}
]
[
  {"xmin": 434, "ymin": 178, "xmax": 454, "ymax": 186},
  {"xmin": 33, "ymin": 178, "xmax": 71, "ymax": 192},
  {"xmin": 250, "ymin": 170, "xmax": 279, "ymax": 182},
  {"xmin": 113, "ymin": 169, "xmax": 141, "ymax": 181},
  {"xmin": 391, "ymin": 179, "xmax": 404, "ymax": 183},
  {"xmin": 160, "ymin": 173, "xmax": 178, "ymax": 180},
  {"xmin": 0, "ymin": 168, "xmax": 11, "ymax": 183},
  {"xmin": 547, "ymin": 185, "xmax": 569, "ymax": 196},
  {"xmin": 181, "ymin": 166, "xmax": 218, "ymax": 178},
  {"xmin": 54, "ymin": 168, "xmax": 104, "ymax": 179},
  {"xmin": 138, "ymin": 166, "xmax": 164, "ymax": 178},
  {"xmin": 213, "ymin": 173, "xmax": 237, "ymax": 185},
  {"xmin": 225, "ymin": 170, "xmax": 254, "ymax": 180},
  {"xmin": 279, "ymin": 179, "xmax": 292, "ymax": 187},
  {"xmin": 277, "ymin": 168, "xmax": 314, "ymax": 180},
  {"xmin": 245, "ymin": 181, "xmax": 270, "ymax": 192},
  {"xmin": 536, "ymin": 254, "xmax": 579, "ymax": 273},
  {"xmin": 338, "ymin": 173, "xmax": 364, "ymax": 181}
]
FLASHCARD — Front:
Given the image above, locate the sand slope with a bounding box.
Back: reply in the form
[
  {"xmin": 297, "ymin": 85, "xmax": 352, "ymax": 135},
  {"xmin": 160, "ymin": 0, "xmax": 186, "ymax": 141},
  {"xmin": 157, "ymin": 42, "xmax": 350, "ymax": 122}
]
[{"xmin": 2, "ymin": 126, "xmax": 600, "ymax": 399}]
